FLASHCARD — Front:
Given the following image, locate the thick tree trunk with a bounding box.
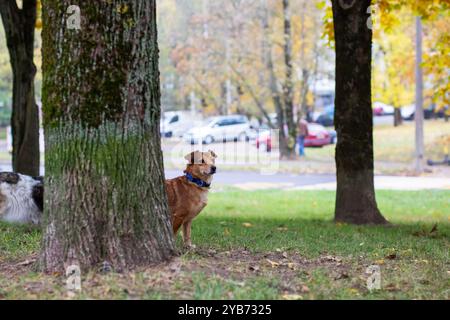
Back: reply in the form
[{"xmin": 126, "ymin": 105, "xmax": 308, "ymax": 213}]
[
  {"xmin": 0, "ymin": 0, "xmax": 40, "ymax": 176},
  {"xmin": 331, "ymin": 0, "xmax": 388, "ymax": 225},
  {"xmin": 40, "ymin": 0, "xmax": 175, "ymax": 273}
]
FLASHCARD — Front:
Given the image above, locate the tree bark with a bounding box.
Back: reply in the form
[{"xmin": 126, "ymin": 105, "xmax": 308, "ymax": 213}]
[
  {"xmin": 414, "ymin": 16, "xmax": 425, "ymax": 174},
  {"xmin": 260, "ymin": 0, "xmax": 289, "ymax": 157},
  {"xmin": 0, "ymin": 0, "xmax": 40, "ymax": 176},
  {"xmin": 331, "ymin": 0, "xmax": 388, "ymax": 225},
  {"xmin": 394, "ymin": 107, "xmax": 403, "ymax": 127},
  {"xmin": 40, "ymin": 0, "xmax": 175, "ymax": 273},
  {"xmin": 281, "ymin": 0, "xmax": 297, "ymax": 159}
]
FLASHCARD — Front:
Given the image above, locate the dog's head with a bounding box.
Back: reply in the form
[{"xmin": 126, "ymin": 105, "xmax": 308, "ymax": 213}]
[
  {"xmin": 0, "ymin": 172, "xmax": 43, "ymax": 225},
  {"xmin": 184, "ymin": 150, "xmax": 217, "ymax": 182}
]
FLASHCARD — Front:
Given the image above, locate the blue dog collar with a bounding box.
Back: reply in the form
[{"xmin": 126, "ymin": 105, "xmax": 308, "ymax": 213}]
[{"xmin": 185, "ymin": 172, "xmax": 211, "ymax": 188}]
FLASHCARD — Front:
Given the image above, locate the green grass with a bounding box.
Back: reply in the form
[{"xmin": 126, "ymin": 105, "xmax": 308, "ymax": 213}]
[
  {"xmin": 193, "ymin": 190, "xmax": 449, "ymax": 259},
  {"xmin": 0, "ymin": 223, "xmax": 41, "ymax": 261},
  {"xmin": 0, "ymin": 190, "xmax": 449, "ymax": 299},
  {"xmin": 0, "ymin": 128, "xmax": 7, "ymax": 140}
]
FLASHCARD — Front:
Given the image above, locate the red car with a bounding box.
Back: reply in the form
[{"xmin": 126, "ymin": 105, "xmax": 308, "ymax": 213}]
[{"xmin": 256, "ymin": 123, "xmax": 331, "ymax": 152}]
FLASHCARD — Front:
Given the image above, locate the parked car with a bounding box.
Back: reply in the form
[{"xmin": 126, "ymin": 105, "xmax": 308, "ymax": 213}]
[
  {"xmin": 373, "ymin": 102, "xmax": 395, "ymax": 116},
  {"xmin": 314, "ymin": 105, "xmax": 334, "ymax": 127},
  {"xmin": 401, "ymin": 104, "xmax": 447, "ymax": 121},
  {"xmin": 160, "ymin": 111, "xmax": 202, "ymax": 138},
  {"xmin": 305, "ymin": 123, "xmax": 332, "ymax": 147},
  {"xmin": 255, "ymin": 123, "xmax": 332, "ymax": 152},
  {"xmin": 328, "ymin": 129, "xmax": 337, "ymax": 144},
  {"xmin": 315, "ymin": 113, "xmax": 334, "ymax": 127},
  {"xmin": 183, "ymin": 115, "xmax": 251, "ymax": 144}
]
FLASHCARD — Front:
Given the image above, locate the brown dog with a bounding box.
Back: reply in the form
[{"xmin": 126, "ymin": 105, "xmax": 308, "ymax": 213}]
[{"xmin": 165, "ymin": 150, "xmax": 217, "ymax": 248}]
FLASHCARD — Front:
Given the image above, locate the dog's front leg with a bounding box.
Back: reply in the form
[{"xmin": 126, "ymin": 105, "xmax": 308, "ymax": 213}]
[{"xmin": 182, "ymin": 220, "xmax": 194, "ymax": 249}]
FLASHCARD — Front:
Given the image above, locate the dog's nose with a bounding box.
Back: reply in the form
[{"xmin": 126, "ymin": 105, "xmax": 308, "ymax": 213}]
[{"xmin": 210, "ymin": 166, "xmax": 217, "ymax": 174}]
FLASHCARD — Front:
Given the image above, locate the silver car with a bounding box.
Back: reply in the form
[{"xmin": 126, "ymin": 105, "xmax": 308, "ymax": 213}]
[{"xmin": 183, "ymin": 115, "xmax": 251, "ymax": 144}]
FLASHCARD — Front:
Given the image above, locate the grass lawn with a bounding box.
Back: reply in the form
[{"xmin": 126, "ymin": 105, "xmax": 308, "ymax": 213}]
[{"xmin": 0, "ymin": 189, "xmax": 449, "ymax": 300}]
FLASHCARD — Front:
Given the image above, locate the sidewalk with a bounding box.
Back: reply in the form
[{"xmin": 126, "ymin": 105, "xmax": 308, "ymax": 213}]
[{"xmin": 292, "ymin": 175, "xmax": 450, "ymax": 191}]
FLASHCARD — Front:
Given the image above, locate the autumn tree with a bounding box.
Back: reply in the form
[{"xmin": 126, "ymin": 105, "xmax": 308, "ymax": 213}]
[
  {"xmin": 372, "ymin": 8, "xmax": 415, "ymax": 127},
  {"xmin": 161, "ymin": 0, "xmax": 330, "ymax": 158},
  {"xmin": 376, "ymin": 0, "xmax": 450, "ymax": 170},
  {"xmin": 0, "ymin": 0, "xmax": 40, "ymax": 176},
  {"xmin": 331, "ymin": 0, "xmax": 388, "ymax": 224},
  {"xmin": 40, "ymin": 0, "xmax": 175, "ymax": 272}
]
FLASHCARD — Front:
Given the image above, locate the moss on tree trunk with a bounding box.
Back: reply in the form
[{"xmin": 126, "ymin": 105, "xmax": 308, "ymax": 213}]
[
  {"xmin": 331, "ymin": 0, "xmax": 388, "ymax": 225},
  {"xmin": 40, "ymin": 0, "xmax": 175, "ymax": 272}
]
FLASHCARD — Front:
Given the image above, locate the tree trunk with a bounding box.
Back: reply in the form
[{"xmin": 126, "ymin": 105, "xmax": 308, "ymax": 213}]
[
  {"xmin": 394, "ymin": 107, "xmax": 403, "ymax": 127},
  {"xmin": 0, "ymin": 0, "xmax": 40, "ymax": 176},
  {"xmin": 298, "ymin": 0, "xmax": 307, "ymax": 121},
  {"xmin": 260, "ymin": 0, "xmax": 289, "ymax": 157},
  {"xmin": 40, "ymin": 0, "xmax": 175, "ymax": 273},
  {"xmin": 331, "ymin": 0, "xmax": 388, "ymax": 225},
  {"xmin": 281, "ymin": 0, "xmax": 297, "ymax": 159},
  {"xmin": 414, "ymin": 16, "xmax": 425, "ymax": 174}
]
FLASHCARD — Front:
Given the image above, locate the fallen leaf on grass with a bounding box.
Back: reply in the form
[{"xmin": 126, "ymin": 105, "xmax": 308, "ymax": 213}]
[
  {"xmin": 168, "ymin": 260, "xmax": 181, "ymax": 273},
  {"xmin": 334, "ymin": 272, "xmax": 349, "ymax": 280},
  {"xmin": 282, "ymin": 294, "xmax": 303, "ymax": 300},
  {"xmin": 374, "ymin": 259, "xmax": 385, "ymax": 265},
  {"xmin": 242, "ymin": 223, "xmax": 253, "ymax": 228},
  {"xmin": 412, "ymin": 224, "xmax": 439, "ymax": 238},
  {"xmin": 277, "ymin": 227, "xmax": 288, "ymax": 231},
  {"xmin": 348, "ymin": 288, "xmax": 360, "ymax": 295},
  {"xmin": 300, "ymin": 285, "xmax": 310, "ymax": 293},
  {"xmin": 248, "ymin": 265, "xmax": 259, "ymax": 272},
  {"xmin": 430, "ymin": 224, "xmax": 438, "ymax": 234},
  {"xmin": 385, "ymin": 283, "xmax": 400, "ymax": 292},
  {"xmin": 287, "ymin": 262, "xmax": 296, "ymax": 270},
  {"xmin": 266, "ymin": 259, "xmax": 280, "ymax": 268},
  {"xmin": 15, "ymin": 259, "xmax": 36, "ymax": 267},
  {"xmin": 385, "ymin": 253, "xmax": 397, "ymax": 260},
  {"xmin": 322, "ymin": 255, "xmax": 342, "ymax": 263},
  {"xmin": 223, "ymin": 228, "xmax": 230, "ymax": 236}
]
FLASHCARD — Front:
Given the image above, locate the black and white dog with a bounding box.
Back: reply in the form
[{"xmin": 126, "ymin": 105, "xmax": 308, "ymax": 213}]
[{"xmin": 0, "ymin": 172, "xmax": 43, "ymax": 225}]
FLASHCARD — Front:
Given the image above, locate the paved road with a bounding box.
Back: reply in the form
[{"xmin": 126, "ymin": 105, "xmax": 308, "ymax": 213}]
[
  {"xmin": 166, "ymin": 169, "xmax": 336, "ymax": 189},
  {"xmin": 1, "ymin": 164, "xmax": 447, "ymax": 191},
  {"xmin": 166, "ymin": 169, "xmax": 450, "ymax": 191}
]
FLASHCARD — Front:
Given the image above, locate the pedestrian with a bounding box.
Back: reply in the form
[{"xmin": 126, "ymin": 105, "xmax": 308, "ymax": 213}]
[{"xmin": 297, "ymin": 118, "xmax": 309, "ymax": 156}]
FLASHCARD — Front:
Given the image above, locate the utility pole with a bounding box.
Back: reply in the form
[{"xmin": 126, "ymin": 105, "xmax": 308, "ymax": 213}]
[
  {"xmin": 190, "ymin": 91, "xmax": 197, "ymax": 116},
  {"xmin": 225, "ymin": 34, "xmax": 232, "ymax": 115},
  {"xmin": 202, "ymin": 0, "xmax": 209, "ymax": 39},
  {"xmin": 415, "ymin": 16, "xmax": 425, "ymax": 174}
]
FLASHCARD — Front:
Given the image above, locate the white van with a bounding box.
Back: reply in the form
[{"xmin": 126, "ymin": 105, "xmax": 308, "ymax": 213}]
[{"xmin": 160, "ymin": 111, "xmax": 202, "ymax": 138}]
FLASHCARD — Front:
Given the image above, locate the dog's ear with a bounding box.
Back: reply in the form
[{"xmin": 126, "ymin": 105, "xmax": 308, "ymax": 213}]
[
  {"xmin": 208, "ymin": 150, "xmax": 217, "ymax": 158},
  {"xmin": 184, "ymin": 151, "xmax": 202, "ymax": 164},
  {"xmin": 184, "ymin": 152, "xmax": 194, "ymax": 163}
]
